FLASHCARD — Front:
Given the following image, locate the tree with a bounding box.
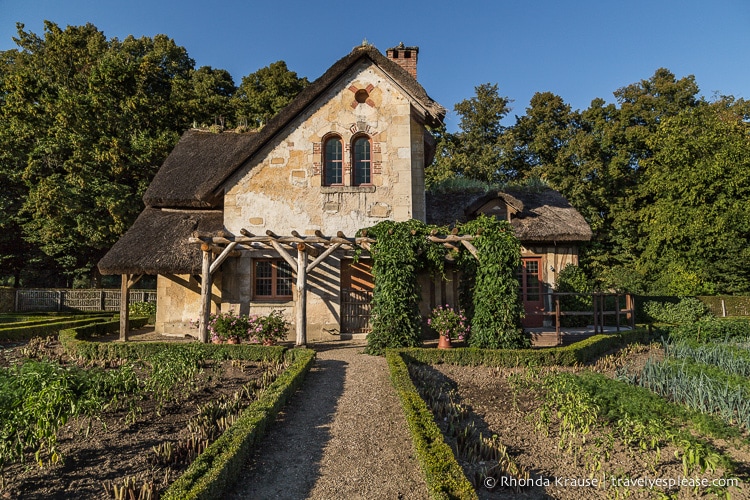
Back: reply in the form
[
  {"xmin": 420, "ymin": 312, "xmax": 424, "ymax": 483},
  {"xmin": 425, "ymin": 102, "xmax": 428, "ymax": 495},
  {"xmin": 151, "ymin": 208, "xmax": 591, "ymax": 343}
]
[
  {"xmin": 177, "ymin": 66, "xmax": 236, "ymax": 128},
  {"xmin": 0, "ymin": 22, "xmax": 193, "ymax": 284},
  {"xmin": 231, "ymin": 60, "xmax": 308, "ymax": 128},
  {"xmin": 427, "ymin": 83, "xmax": 513, "ymax": 184},
  {"xmin": 637, "ymin": 98, "xmax": 750, "ymax": 294}
]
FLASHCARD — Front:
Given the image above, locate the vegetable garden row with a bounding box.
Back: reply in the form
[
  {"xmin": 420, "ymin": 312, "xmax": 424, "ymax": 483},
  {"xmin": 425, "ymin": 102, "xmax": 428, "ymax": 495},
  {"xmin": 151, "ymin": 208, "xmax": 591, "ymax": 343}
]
[
  {"xmin": 0, "ymin": 315, "xmax": 314, "ymax": 499},
  {"xmin": 390, "ymin": 319, "xmax": 750, "ymax": 499}
]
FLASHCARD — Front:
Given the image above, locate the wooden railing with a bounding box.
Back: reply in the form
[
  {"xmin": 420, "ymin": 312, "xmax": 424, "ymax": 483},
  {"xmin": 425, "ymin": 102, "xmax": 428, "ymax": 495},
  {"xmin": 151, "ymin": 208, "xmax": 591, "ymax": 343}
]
[{"xmin": 527, "ymin": 292, "xmax": 635, "ymax": 346}]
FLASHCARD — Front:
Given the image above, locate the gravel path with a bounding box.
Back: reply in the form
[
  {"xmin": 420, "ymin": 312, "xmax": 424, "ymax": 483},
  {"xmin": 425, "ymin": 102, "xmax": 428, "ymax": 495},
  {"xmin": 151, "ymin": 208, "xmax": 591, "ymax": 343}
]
[{"xmin": 227, "ymin": 340, "xmax": 430, "ymax": 500}]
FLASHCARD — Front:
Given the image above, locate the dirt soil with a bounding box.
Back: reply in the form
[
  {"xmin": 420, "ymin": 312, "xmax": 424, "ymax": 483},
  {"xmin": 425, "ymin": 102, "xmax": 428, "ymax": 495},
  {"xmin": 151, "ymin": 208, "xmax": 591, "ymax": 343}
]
[
  {"xmin": 421, "ymin": 343, "xmax": 750, "ymax": 499},
  {"xmin": 0, "ymin": 337, "xmax": 269, "ymax": 500}
]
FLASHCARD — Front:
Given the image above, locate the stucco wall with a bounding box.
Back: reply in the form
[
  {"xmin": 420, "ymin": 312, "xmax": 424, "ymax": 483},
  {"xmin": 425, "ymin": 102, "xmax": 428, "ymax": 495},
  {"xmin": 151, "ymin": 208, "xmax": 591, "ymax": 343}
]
[
  {"xmin": 523, "ymin": 245, "xmax": 580, "ymax": 289},
  {"xmin": 155, "ymin": 274, "xmax": 221, "ymax": 336},
  {"xmin": 219, "ymin": 249, "xmax": 343, "ymax": 342},
  {"xmin": 223, "ymin": 60, "xmax": 425, "ymax": 236}
]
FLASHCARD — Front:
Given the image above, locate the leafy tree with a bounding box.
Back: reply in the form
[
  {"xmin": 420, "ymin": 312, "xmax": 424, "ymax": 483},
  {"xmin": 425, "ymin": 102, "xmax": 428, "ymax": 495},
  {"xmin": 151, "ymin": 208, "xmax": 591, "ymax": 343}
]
[
  {"xmin": 177, "ymin": 66, "xmax": 236, "ymax": 128},
  {"xmin": 427, "ymin": 83, "xmax": 513, "ymax": 184},
  {"xmin": 508, "ymin": 91, "xmax": 578, "ymax": 179},
  {"xmin": 637, "ymin": 98, "xmax": 750, "ymax": 294},
  {"xmin": 231, "ymin": 60, "xmax": 308, "ymax": 128},
  {"xmin": 0, "ymin": 22, "xmax": 192, "ymax": 284}
]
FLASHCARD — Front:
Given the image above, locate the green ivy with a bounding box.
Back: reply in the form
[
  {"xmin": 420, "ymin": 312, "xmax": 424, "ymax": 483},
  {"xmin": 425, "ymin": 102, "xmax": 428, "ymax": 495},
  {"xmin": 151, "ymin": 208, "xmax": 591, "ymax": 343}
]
[
  {"xmin": 457, "ymin": 215, "xmax": 528, "ymax": 349},
  {"xmin": 362, "ymin": 220, "xmax": 443, "ymax": 355},
  {"xmin": 361, "ymin": 215, "xmax": 527, "ymax": 354}
]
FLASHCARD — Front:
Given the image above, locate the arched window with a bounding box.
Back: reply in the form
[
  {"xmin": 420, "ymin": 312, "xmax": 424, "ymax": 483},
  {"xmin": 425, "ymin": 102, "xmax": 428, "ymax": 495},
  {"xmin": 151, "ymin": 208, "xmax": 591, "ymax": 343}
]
[
  {"xmin": 353, "ymin": 136, "xmax": 371, "ymax": 185},
  {"xmin": 323, "ymin": 136, "xmax": 343, "ymax": 185}
]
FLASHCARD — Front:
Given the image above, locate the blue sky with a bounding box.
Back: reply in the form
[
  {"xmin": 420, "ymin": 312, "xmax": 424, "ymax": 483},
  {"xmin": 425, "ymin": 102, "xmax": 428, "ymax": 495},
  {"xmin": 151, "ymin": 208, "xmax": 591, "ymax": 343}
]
[{"xmin": 1, "ymin": 0, "xmax": 748, "ymax": 129}]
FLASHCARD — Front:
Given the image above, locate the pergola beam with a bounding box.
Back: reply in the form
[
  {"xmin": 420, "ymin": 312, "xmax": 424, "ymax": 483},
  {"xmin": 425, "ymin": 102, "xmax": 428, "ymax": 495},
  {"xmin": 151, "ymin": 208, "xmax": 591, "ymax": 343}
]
[{"xmin": 188, "ymin": 228, "xmax": 482, "ymax": 346}]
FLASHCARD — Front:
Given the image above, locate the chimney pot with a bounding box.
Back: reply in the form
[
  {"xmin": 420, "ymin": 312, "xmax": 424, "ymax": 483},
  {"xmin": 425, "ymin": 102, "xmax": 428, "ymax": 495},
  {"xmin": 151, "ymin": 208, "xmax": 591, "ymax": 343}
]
[{"xmin": 386, "ymin": 43, "xmax": 419, "ymax": 80}]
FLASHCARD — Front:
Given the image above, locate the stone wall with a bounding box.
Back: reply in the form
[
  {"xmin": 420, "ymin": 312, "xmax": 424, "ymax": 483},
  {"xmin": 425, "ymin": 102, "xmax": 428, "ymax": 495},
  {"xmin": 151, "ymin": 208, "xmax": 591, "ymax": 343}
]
[
  {"xmin": 218, "ymin": 59, "xmax": 432, "ymax": 340},
  {"xmin": 223, "ymin": 60, "xmax": 425, "ymax": 236}
]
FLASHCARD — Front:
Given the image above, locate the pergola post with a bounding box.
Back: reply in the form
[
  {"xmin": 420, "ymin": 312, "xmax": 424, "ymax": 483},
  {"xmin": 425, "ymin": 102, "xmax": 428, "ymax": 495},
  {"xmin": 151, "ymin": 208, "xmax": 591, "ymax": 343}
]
[
  {"xmin": 296, "ymin": 242, "xmax": 308, "ymax": 347},
  {"xmin": 198, "ymin": 244, "xmax": 213, "ymax": 343},
  {"xmin": 119, "ymin": 274, "xmax": 130, "ymax": 342}
]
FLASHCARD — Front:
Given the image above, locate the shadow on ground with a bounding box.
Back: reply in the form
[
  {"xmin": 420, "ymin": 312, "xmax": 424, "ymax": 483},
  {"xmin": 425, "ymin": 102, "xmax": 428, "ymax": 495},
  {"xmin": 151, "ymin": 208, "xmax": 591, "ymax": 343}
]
[{"xmin": 227, "ymin": 357, "xmax": 347, "ymax": 499}]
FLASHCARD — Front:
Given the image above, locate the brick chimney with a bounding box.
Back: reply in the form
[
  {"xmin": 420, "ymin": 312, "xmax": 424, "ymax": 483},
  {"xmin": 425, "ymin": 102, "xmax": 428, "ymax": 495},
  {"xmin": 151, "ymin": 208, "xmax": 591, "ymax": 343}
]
[{"xmin": 386, "ymin": 42, "xmax": 419, "ymax": 80}]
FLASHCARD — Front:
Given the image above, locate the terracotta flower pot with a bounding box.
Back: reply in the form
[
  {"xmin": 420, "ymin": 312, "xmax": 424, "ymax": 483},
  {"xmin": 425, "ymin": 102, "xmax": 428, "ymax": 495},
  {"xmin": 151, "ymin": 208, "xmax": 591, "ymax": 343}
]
[
  {"xmin": 227, "ymin": 337, "xmax": 240, "ymax": 344},
  {"xmin": 262, "ymin": 339, "xmax": 275, "ymax": 346},
  {"xmin": 438, "ymin": 335, "xmax": 452, "ymax": 349},
  {"xmin": 212, "ymin": 338, "xmax": 223, "ymax": 344}
]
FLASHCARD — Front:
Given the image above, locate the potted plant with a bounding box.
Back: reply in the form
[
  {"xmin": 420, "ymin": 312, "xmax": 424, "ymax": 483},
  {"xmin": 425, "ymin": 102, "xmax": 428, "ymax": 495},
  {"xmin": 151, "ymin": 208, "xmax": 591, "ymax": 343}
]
[
  {"xmin": 257, "ymin": 310, "xmax": 290, "ymax": 345},
  {"xmin": 428, "ymin": 305, "xmax": 469, "ymax": 349}
]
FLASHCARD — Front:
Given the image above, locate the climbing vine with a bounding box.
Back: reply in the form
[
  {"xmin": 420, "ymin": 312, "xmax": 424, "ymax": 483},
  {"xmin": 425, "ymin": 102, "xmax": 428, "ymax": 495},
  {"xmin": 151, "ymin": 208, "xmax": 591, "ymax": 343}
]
[
  {"xmin": 360, "ymin": 214, "xmax": 527, "ymax": 354},
  {"xmin": 361, "ymin": 220, "xmax": 443, "ymax": 355},
  {"xmin": 456, "ymin": 215, "xmax": 529, "ymax": 349}
]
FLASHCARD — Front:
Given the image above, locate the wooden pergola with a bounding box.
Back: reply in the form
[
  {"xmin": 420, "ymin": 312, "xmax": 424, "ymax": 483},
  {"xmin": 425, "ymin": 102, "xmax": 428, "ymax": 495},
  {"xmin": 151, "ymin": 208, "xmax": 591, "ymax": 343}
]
[
  {"xmin": 116, "ymin": 228, "xmax": 481, "ymax": 345},
  {"xmin": 187, "ymin": 229, "xmax": 376, "ymax": 347}
]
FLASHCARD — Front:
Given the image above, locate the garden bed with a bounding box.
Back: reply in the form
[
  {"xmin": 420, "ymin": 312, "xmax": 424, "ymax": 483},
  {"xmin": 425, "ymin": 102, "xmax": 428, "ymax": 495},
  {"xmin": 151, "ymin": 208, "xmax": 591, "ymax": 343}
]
[
  {"xmin": 0, "ymin": 337, "xmax": 292, "ymax": 499},
  {"xmin": 403, "ymin": 342, "xmax": 750, "ymax": 499}
]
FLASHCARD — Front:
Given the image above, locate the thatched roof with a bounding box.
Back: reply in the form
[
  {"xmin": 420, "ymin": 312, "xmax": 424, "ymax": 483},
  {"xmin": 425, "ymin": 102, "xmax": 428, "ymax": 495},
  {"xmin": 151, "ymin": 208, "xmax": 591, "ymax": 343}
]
[
  {"xmin": 144, "ymin": 45, "xmax": 446, "ymax": 209},
  {"xmin": 98, "ymin": 208, "xmax": 223, "ymax": 275},
  {"xmin": 144, "ymin": 130, "xmax": 259, "ymax": 208},
  {"xmin": 427, "ymin": 188, "xmax": 592, "ymax": 243}
]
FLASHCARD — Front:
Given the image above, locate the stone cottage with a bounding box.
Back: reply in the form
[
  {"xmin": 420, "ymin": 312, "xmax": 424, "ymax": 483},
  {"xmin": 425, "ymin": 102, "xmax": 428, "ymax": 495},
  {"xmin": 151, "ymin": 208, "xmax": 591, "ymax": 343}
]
[{"xmin": 98, "ymin": 43, "xmax": 592, "ymax": 342}]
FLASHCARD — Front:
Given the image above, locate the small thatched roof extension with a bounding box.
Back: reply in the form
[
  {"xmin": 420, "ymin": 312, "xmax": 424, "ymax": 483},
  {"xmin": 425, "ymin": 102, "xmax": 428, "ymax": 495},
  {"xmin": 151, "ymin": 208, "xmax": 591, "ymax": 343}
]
[
  {"xmin": 98, "ymin": 208, "xmax": 223, "ymax": 275},
  {"xmin": 427, "ymin": 188, "xmax": 592, "ymax": 243}
]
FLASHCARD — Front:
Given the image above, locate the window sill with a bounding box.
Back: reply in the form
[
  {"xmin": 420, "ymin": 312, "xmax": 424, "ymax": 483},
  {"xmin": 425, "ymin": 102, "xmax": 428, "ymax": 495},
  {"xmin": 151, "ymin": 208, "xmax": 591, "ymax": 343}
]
[{"xmin": 321, "ymin": 186, "xmax": 376, "ymax": 194}]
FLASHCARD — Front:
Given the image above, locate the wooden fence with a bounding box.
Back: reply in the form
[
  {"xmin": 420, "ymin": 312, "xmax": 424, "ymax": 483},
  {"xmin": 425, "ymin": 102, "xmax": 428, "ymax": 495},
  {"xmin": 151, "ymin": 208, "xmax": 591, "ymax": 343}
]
[
  {"xmin": 526, "ymin": 292, "xmax": 636, "ymax": 346},
  {"xmin": 15, "ymin": 289, "xmax": 156, "ymax": 313}
]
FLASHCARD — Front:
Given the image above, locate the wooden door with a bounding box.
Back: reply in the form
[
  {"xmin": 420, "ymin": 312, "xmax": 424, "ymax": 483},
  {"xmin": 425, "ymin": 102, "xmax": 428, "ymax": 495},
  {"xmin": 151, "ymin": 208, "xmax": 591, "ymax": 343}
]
[
  {"xmin": 518, "ymin": 257, "xmax": 544, "ymax": 328},
  {"xmin": 340, "ymin": 260, "xmax": 374, "ymax": 333}
]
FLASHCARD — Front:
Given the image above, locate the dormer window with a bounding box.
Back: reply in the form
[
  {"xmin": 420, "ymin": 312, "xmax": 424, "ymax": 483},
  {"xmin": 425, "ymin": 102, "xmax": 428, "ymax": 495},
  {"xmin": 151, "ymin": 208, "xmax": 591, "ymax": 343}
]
[
  {"xmin": 323, "ymin": 136, "xmax": 343, "ymax": 186},
  {"xmin": 353, "ymin": 135, "xmax": 371, "ymax": 185}
]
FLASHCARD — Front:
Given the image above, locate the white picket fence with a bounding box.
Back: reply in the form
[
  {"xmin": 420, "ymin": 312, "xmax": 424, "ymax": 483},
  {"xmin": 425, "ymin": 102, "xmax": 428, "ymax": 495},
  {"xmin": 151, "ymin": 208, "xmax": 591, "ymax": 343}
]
[{"xmin": 15, "ymin": 289, "xmax": 156, "ymax": 312}]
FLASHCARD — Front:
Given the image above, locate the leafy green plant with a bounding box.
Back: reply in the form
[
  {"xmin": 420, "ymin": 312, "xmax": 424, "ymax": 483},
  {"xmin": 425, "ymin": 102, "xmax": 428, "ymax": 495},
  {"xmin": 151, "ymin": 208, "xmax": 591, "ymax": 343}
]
[
  {"xmin": 362, "ymin": 220, "xmax": 444, "ymax": 355},
  {"xmin": 664, "ymin": 339, "xmax": 750, "ymax": 377},
  {"xmin": 456, "ymin": 215, "xmax": 527, "ymax": 349},
  {"xmin": 554, "ymin": 264, "xmax": 593, "ymax": 327},
  {"xmin": 643, "ymin": 297, "xmax": 711, "ymax": 325},
  {"xmin": 635, "ymin": 356, "xmax": 750, "ymax": 429},
  {"xmin": 208, "ymin": 310, "xmax": 250, "ymax": 342},
  {"xmin": 128, "ymin": 301, "xmax": 156, "ymax": 319},
  {"xmin": 255, "ymin": 310, "xmax": 290, "ymax": 344}
]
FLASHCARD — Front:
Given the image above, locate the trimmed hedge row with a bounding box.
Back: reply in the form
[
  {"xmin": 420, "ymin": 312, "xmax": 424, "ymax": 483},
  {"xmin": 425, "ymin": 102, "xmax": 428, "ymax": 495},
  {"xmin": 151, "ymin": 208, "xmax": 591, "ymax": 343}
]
[
  {"xmin": 162, "ymin": 347, "xmax": 315, "ymax": 500},
  {"xmin": 697, "ymin": 295, "xmax": 750, "ymax": 317},
  {"xmin": 58, "ymin": 319, "xmax": 286, "ymax": 363},
  {"xmin": 0, "ymin": 314, "xmax": 119, "ymax": 341},
  {"xmin": 399, "ymin": 328, "xmax": 653, "ymax": 368},
  {"xmin": 58, "ymin": 318, "xmax": 315, "ymax": 499},
  {"xmin": 386, "ymin": 349, "xmax": 477, "ymax": 500}
]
